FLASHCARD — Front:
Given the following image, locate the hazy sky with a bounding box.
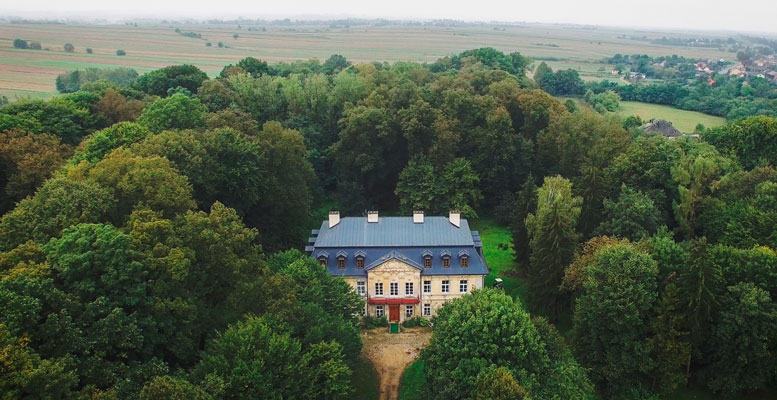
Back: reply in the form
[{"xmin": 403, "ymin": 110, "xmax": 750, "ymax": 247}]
[{"xmin": 2, "ymin": 0, "xmax": 777, "ymax": 34}]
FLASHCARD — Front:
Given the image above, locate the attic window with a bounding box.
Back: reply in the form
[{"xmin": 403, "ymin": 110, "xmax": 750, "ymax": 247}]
[
  {"xmin": 337, "ymin": 257, "xmax": 346, "ymax": 269},
  {"xmin": 460, "ymin": 255, "xmax": 469, "ymax": 267},
  {"xmin": 356, "ymin": 256, "xmax": 365, "ymax": 269},
  {"xmin": 318, "ymin": 257, "xmax": 327, "ymax": 267},
  {"xmin": 424, "ymin": 257, "xmax": 432, "ymax": 268},
  {"xmin": 442, "ymin": 256, "xmax": 450, "ymax": 268}
]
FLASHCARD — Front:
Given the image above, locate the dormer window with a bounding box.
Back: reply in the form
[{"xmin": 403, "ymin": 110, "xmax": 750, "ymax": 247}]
[
  {"xmin": 337, "ymin": 257, "xmax": 346, "ymax": 269},
  {"xmin": 460, "ymin": 255, "xmax": 469, "ymax": 267},
  {"xmin": 442, "ymin": 256, "xmax": 450, "ymax": 268},
  {"xmin": 355, "ymin": 251, "xmax": 366, "ymax": 269},
  {"xmin": 318, "ymin": 256, "xmax": 327, "ymax": 267},
  {"xmin": 422, "ymin": 250, "xmax": 433, "ymax": 268}
]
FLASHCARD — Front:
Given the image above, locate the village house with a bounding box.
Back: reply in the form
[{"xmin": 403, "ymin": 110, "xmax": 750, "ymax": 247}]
[{"xmin": 306, "ymin": 211, "xmax": 489, "ymax": 323}]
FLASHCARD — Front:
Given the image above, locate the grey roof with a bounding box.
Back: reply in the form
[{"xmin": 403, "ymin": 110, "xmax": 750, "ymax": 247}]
[
  {"xmin": 313, "ymin": 246, "xmax": 488, "ymax": 277},
  {"xmin": 314, "ymin": 216, "xmax": 475, "ymax": 247},
  {"xmin": 642, "ymin": 119, "xmax": 682, "ymax": 137}
]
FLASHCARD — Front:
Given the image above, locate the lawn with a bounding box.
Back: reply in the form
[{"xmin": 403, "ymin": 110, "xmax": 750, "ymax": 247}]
[
  {"xmin": 351, "ymin": 356, "xmax": 380, "ymax": 400},
  {"xmin": 470, "ymin": 217, "xmax": 529, "ymax": 307},
  {"xmin": 617, "ymin": 101, "xmax": 726, "ymax": 132},
  {"xmin": 398, "ymin": 359, "xmax": 425, "ymax": 400}
]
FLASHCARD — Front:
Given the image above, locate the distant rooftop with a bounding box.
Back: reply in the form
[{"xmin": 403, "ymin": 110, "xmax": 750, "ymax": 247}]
[{"xmin": 314, "ymin": 216, "xmax": 475, "ymax": 247}]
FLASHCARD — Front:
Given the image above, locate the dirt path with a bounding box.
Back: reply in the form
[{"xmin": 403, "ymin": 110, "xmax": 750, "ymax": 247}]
[{"xmin": 361, "ymin": 327, "xmax": 432, "ymax": 400}]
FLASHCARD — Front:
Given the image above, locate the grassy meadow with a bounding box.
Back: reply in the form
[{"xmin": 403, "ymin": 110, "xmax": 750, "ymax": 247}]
[
  {"xmin": 0, "ymin": 21, "xmax": 736, "ymax": 100},
  {"xmin": 618, "ymin": 101, "xmax": 727, "ymax": 132}
]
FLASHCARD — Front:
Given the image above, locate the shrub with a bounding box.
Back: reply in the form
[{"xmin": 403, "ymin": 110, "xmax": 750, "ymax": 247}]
[
  {"xmin": 361, "ymin": 316, "xmax": 389, "ymax": 329},
  {"xmin": 13, "ymin": 39, "xmax": 28, "ymax": 49},
  {"xmin": 86, "ymin": 48, "xmax": 93, "ymax": 54},
  {"xmin": 116, "ymin": 49, "xmax": 126, "ymax": 56},
  {"xmin": 64, "ymin": 43, "xmax": 74, "ymax": 52},
  {"xmin": 205, "ymin": 42, "xmax": 212, "ymax": 47},
  {"xmin": 28, "ymin": 41, "xmax": 41, "ymax": 50}
]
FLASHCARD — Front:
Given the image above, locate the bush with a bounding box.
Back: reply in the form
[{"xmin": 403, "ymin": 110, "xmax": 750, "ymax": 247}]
[
  {"xmin": 13, "ymin": 39, "xmax": 28, "ymax": 49},
  {"xmin": 205, "ymin": 42, "xmax": 212, "ymax": 47},
  {"xmin": 64, "ymin": 43, "xmax": 74, "ymax": 52},
  {"xmin": 116, "ymin": 49, "xmax": 126, "ymax": 56},
  {"xmin": 28, "ymin": 41, "xmax": 41, "ymax": 50},
  {"xmin": 86, "ymin": 48, "xmax": 93, "ymax": 54},
  {"xmin": 402, "ymin": 317, "xmax": 428, "ymax": 328},
  {"xmin": 361, "ymin": 316, "xmax": 389, "ymax": 329}
]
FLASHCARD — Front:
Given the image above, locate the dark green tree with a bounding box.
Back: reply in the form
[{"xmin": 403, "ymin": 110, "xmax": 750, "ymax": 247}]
[{"xmin": 525, "ymin": 176, "xmax": 581, "ymax": 319}]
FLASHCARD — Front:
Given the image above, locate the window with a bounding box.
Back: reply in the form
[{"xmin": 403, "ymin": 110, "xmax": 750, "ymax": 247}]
[
  {"xmin": 356, "ymin": 257, "xmax": 365, "ymax": 269},
  {"xmin": 460, "ymin": 256, "xmax": 469, "ymax": 267},
  {"xmin": 375, "ymin": 305, "xmax": 384, "ymax": 317},
  {"xmin": 318, "ymin": 257, "xmax": 327, "ymax": 267},
  {"xmin": 424, "ymin": 257, "xmax": 432, "ymax": 268},
  {"xmin": 406, "ymin": 305, "xmax": 414, "ymax": 317},
  {"xmin": 390, "ymin": 282, "xmax": 399, "ymax": 296},
  {"xmin": 337, "ymin": 258, "xmax": 346, "ymax": 269},
  {"xmin": 441, "ymin": 280, "xmax": 450, "ymax": 293},
  {"xmin": 423, "ymin": 280, "xmax": 431, "ymax": 293},
  {"xmin": 405, "ymin": 282, "xmax": 414, "ymax": 295},
  {"xmin": 357, "ymin": 281, "xmax": 365, "ymax": 296},
  {"xmin": 375, "ymin": 282, "xmax": 383, "ymax": 296},
  {"xmin": 460, "ymin": 280, "xmax": 468, "ymax": 293},
  {"xmin": 423, "ymin": 303, "xmax": 431, "ymax": 316},
  {"xmin": 442, "ymin": 256, "xmax": 450, "ymax": 268}
]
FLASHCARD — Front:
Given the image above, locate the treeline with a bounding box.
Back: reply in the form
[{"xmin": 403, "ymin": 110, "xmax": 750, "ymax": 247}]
[
  {"xmin": 0, "ymin": 46, "xmax": 776, "ymax": 399},
  {"xmin": 586, "ymin": 75, "xmax": 777, "ymax": 120}
]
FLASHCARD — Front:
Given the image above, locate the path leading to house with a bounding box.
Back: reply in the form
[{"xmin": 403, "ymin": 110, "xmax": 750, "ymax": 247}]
[{"xmin": 361, "ymin": 327, "xmax": 432, "ymax": 400}]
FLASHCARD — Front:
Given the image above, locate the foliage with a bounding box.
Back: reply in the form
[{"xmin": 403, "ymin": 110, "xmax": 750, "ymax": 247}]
[
  {"xmin": 702, "ymin": 283, "xmax": 777, "ymax": 397},
  {"xmin": 0, "ymin": 99, "xmax": 93, "ymax": 145},
  {"xmin": 395, "ymin": 155, "xmax": 482, "ymax": 217},
  {"xmin": 525, "ymin": 176, "xmax": 581, "ymax": 320},
  {"xmin": 703, "ymin": 116, "xmax": 777, "ymax": 169},
  {"xmin": 192, "ymin": 316, "xmax": 352, "ymax": 400},
  {"xmin": 422, "ymin": 289, "xmax": 593, "ymax": 400},
  {"xmin": 137, "ymin": 93, "xmax": 207, "ymax": 133},
  {"xmin": 134, "ymin": 64, "xmax": 208, "ymax": 97},
  {"xmin": 596, "ymin": 185, "xmax": 663, "ymax": 241},
  {"xmin": 56, "ymin": 67, "xmax": 139, "ymax": 93},
  {"xmin": 0, "ymin": 130, "xmax": 73, "ymax": 212},
  {"xmin": 573, "ymin": 244, "xmax": 659, "ymax": 398}
]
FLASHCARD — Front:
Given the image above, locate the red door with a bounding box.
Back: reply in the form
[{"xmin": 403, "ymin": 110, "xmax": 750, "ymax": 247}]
[{"xmin": 389, "ymin": 305, "xmax": 400, "ymax": 322}]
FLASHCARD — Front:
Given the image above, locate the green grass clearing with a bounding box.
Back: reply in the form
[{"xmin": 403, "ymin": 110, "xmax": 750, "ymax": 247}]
[
  {"xmin": 470, "ymin": 217, "xmax": 528, "ymax": 307},
  {"xmin": 617, "ymin": 101, "xmax": 726, "ymax": 133},
  {"xmin": 398, "ymin": 359, "xmax": 426, "ymax": 400}
]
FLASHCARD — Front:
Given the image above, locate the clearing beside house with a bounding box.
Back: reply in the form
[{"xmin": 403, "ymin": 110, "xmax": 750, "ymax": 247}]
[{"xmin": 361, "ymin": 327, "xmax": 432, "ymax": 400}]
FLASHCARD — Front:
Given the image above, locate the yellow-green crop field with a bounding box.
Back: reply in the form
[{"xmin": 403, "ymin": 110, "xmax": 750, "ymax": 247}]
[{"xmin": 0, "ymin": 22, "xmax": 736, "ymax": 100}]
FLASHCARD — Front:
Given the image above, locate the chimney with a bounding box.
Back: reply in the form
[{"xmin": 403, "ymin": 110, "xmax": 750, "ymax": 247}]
[
  {"xmin": 413, "ymin": 211, "xmax": 424, "ymax": 223},
  {"xmin": 449, "ymin": 211, "xmax": 460, "ymax": 228},
  {"xmin": 367, "ymin": 211, "xmax": 379, "ymax": 223},
  {"xmin": 328, "ymin": 211, "xmax": 340, "ymax": 228}
]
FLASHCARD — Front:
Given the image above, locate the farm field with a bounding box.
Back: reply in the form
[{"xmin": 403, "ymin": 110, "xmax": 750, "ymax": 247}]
[
  {"xmin": 0, "ymin": 21, "xmax": 736, "ymax": 100},
  {"xmin": 617, "ymin": 100, "xmax": 727, "ymax": 132}
]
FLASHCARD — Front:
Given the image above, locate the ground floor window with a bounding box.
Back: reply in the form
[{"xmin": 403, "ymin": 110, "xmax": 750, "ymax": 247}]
[
  {"xmin": 375, "ymin": 305, "xmax": 385, "ymax": 317},
  {"xmin": 423, "ymin": 303, "xmax": 431, "ymax": 316},
  {"xmin": 460, "ymin": 280, "xmax": 468, "ymax": 293},
  {"xmin": 357, "ymin": 281, "xmax": 365, "ymax": 296},
  {"xmin": 406, "ymin": 305, "xmax": 414, "ymax": 317}
]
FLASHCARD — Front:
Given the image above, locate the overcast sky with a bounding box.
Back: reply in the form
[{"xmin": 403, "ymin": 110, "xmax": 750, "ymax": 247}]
[{"xmin": 2, "ymin": 0, "xmax": 776, "ymax": 34}]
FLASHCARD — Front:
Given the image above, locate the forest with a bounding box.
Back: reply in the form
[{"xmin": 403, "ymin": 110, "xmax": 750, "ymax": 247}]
[{"xmin": 1, "ymin": 47, "xmax": 777, "ymax": 399}]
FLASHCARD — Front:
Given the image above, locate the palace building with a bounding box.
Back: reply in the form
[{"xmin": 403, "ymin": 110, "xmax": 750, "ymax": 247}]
[{"xmin": 306, "ymin": 211, "xmax": 489, "ymax": 323}]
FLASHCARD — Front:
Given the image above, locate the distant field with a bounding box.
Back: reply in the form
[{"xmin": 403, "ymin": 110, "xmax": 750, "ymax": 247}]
[
  {"xmin": 617, "ymin": 101, "xmax": 727, "ymax": 132},
  {"xmin": 0, "ymin": 22, "xmax": 736, "ymax": 100}
]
